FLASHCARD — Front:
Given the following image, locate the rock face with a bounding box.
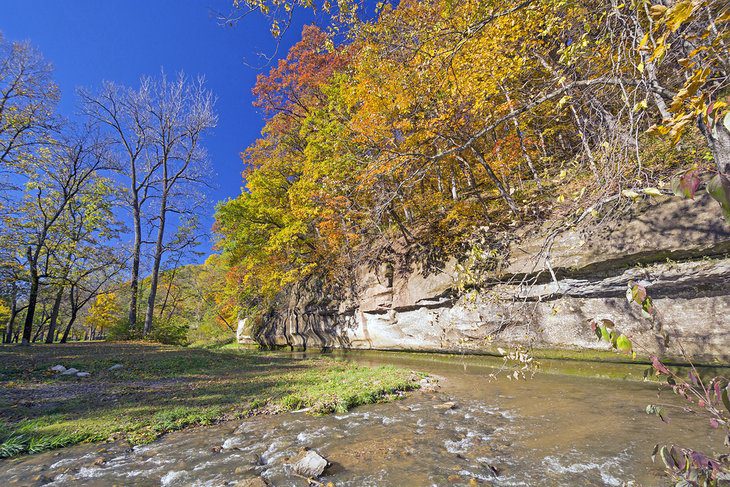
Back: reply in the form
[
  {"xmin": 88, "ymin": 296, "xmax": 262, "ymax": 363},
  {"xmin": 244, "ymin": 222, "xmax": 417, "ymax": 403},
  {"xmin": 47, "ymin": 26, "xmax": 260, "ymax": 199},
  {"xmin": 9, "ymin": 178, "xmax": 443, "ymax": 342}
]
[
  {"xmin": 236, "ymin": 318, "xmax": 256, "ymax": 345},
  {"xmin": 251, "ymin": 195, "xmax": 730, "ymax": 362}
]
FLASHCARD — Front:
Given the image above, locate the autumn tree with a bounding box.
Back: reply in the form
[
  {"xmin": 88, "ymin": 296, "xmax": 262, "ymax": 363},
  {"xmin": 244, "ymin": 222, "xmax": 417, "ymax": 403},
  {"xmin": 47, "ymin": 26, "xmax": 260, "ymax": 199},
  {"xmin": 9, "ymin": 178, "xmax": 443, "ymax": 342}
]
[
  {"xmin": 217, "ymin": 0, "xmax": 729, "ymax": 326},
  {"xmin": 83, "ymin": 292, "xmax": 120, "ymax": 340},
  {"xmin": 9, "ymin": 130, "xmax": 114, "ymax": 345},
  {"xmin": 0, "ymin": 33, "xmax": 59, "ymax": 173}
]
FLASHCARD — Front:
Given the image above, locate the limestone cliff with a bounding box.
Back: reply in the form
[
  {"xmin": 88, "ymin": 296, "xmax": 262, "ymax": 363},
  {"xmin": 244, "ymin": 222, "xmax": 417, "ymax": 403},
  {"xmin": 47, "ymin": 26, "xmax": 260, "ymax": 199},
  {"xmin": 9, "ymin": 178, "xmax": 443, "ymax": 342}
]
[{"xmin": 248, "ymin": 194, "xmax": 730, "ymax": 362}]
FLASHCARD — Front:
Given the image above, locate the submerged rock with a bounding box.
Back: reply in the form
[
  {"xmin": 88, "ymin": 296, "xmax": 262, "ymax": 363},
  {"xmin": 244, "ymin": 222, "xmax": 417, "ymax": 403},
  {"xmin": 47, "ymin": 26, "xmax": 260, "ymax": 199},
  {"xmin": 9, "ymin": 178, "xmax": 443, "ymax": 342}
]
[
  {"xmin": 235, "ymin": 477, "xmax": 269, "ymax": 487},
  {"xmin": 290, "ymin": 449, "xmax": 328, "ymax": 478},
  {"xmin": 108, "ymin": 364, "xmax": 124, "ymax": 371},
  {"xmin": 76, "ymin": 372, "xmax": 91, "ymax": 377},
  {"xmin": 50, "ymin": 365, "xmax": 66, "ymax": 373},
  {"xmin": 433, "ymin": 401, "xmax": 457, "ymax": 410},
  {"xmin": 61, "ymin": 368, "xmax": 79, "ymax": 375}
]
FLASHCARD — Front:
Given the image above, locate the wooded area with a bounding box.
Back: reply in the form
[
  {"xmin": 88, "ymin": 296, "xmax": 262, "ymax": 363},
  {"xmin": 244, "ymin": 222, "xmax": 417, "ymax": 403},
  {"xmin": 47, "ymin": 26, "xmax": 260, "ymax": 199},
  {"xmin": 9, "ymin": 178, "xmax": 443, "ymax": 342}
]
[
  {"xmin": 0, "ymin": 35, "xmax": 230, "ymax": 345},
  {"xmin": 215, "ymin": 0, "xmax": 730, "ymax": 325}
]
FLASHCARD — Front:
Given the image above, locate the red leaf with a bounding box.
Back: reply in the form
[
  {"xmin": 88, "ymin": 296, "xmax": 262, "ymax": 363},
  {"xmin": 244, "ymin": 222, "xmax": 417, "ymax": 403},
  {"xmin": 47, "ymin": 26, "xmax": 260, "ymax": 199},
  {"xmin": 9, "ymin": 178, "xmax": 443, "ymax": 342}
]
[
  {"xmin": 651, "ymin": 355, "xmax": 671, "ymax": 375},
  {"xmin": 671, "ymin": 170, "xmax": 701, "ymax": 199}
]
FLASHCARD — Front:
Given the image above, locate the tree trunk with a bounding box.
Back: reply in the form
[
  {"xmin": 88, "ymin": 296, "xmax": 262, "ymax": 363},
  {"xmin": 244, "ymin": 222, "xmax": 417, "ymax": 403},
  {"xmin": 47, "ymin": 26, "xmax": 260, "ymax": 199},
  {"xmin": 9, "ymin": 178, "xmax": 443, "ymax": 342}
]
[
  {"xmin": 4, "ymin": 293, "xmax": 17, "ymax": 344},
  {"xmin": 60, "ymin": 287, "xmax": 78, "ymax": 343},
  {"xmin": 470, "ymin": 147, "xmax": 520, "ymax": 215},
  {"xmin": 45, "ymin": 288, "xmax": 63, "ymax": 344},
  {"xmin": 128, "ymin": 197, "xmax": 142, "ymax": 330},
  {"xmin": 21, "ymin": 253, "xmax": 39, "ymax": 346},
  {"xmin": 143, "ymin": 191, "xmax": 168, "ymax": 335},
  {"xmin": 702, "ymin": 121, "xmax": 730, "ymax": 174}
]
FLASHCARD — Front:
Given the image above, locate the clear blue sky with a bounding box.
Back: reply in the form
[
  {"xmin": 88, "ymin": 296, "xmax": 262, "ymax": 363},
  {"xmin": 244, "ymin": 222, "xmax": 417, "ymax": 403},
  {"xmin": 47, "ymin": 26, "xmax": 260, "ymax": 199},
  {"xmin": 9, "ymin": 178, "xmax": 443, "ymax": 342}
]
[{"xmin": 2, "ymin": 0, "xmax": 316, "ymax": 257}]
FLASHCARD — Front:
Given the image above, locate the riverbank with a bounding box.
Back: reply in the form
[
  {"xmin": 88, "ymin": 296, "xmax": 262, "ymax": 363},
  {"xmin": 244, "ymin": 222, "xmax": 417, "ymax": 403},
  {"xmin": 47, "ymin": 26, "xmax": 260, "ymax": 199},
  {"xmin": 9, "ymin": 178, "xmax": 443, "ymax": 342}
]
[{"xmin": 0, "ymin": 342, "xmax": 421, "ymax": 458}]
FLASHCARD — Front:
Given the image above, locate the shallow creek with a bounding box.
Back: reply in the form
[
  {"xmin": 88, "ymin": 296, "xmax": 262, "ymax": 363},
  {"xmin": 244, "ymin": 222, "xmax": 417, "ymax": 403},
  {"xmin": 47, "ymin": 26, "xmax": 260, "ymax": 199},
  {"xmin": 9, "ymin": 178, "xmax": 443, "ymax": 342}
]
[{"xmin": 1, "ymin": 351, "xmax": 726, "ymax": 486}]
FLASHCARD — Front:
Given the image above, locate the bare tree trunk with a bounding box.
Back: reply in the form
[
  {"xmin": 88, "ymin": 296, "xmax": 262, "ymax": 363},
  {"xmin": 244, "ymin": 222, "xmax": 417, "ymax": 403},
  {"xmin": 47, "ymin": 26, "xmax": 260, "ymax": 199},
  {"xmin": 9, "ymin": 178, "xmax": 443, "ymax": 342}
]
[
  {"xmin": 470, "ymin": 147, "xmax": 520, "ymax": 215},
  {"xmin": 60, "ymin": 311, "xmax": 78, "ymax": 343},
  {"xmin": 143, "ymin": 191, "xmax": 168, "ymax": 335},
  {"xmin": 128, "ymin": 192, "xmax": 142, "ymax": 330},
  {"xmin": 60, "ymin": 286, "xmax": 78, "ymax": 343},
  {"xmin": 21, "ymin": 251, "xmax": 39, "ymax": 346},
  {"xmin": 45, "ymin": 288, "xmax": 63, "ymax": 344},
  {"xmin": 32, "ymin": 321, "xmax": 45, "ymax": 342},
  {"xmin": 701, "ymin": 121, "xmax": 730, "ymax": 174},
  {"xmin": 4, "ymin": 292, "xmax": 18, "ymax": 344}
]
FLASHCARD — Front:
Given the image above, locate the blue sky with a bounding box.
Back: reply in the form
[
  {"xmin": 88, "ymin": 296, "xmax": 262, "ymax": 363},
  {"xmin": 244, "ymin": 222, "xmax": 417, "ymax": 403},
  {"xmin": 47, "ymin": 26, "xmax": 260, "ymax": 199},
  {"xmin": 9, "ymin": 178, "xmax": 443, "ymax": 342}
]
[{"xmin": 2, "ymin": 0, "xmax": 316, "ymax": 257}]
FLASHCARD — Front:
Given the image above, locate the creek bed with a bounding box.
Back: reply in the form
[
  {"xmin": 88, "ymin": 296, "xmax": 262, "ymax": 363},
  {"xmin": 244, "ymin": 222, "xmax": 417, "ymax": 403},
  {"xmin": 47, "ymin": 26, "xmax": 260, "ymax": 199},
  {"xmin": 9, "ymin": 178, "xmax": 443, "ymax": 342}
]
[{"xmin": 1, "ymin": 350, "xmax": 726, "ymax": 486}]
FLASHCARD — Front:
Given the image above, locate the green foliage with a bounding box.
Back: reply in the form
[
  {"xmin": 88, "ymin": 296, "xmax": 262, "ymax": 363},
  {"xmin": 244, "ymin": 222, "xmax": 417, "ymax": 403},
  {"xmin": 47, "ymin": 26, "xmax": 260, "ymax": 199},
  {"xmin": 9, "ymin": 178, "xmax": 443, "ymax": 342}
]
[
  {"xmin": 626, "ymin": 281, "xmax": 654, "ymax": 319},
  {"xmin": 590, "ymin": 318, "xmax": 635, "ymax": 358},
  {"xmin": 0, "ymin": 300, "xmax": 10, "ymax": 326},
  {"xmin": 707, "ymin": 173, "xmax": 730, "ymax": 222},
  {"xmin": 147, "ymin": 317, "xmax": 190, "ymax": 346}
]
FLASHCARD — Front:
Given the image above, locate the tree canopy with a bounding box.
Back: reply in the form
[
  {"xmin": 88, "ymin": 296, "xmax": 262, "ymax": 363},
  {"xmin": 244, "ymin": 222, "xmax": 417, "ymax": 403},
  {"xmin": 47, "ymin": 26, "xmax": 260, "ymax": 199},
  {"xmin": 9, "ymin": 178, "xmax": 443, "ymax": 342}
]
[{"xmin": 216, "ymin": 0, "xmax": 729, "ymax": 318}]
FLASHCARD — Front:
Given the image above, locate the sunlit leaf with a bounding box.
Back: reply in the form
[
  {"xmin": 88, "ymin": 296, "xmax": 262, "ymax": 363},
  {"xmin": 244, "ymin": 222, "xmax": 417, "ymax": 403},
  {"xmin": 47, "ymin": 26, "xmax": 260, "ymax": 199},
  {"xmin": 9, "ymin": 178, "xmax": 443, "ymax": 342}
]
[
  {"xmin": 706, "ymin": 173, "xmax": 730, "ymax": 222},
  {"xmin": 671, "ymin": 171, "xmax": 701, "ymax": 199},
  {"xmin": 642, "ymin": 187, "xmax": 663, "ymax": 197},
  {"xmin": 616, "ymin": 334, "xmax": 632, "ymax": 353}
]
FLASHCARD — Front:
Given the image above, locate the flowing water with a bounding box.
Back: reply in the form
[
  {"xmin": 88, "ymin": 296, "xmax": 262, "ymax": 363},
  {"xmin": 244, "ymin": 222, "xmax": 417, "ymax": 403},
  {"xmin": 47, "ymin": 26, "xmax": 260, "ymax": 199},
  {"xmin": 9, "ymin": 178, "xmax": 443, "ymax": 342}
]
[{"xmin": 1, "ymin": 351, "xmax": 726, "ymax": 486}]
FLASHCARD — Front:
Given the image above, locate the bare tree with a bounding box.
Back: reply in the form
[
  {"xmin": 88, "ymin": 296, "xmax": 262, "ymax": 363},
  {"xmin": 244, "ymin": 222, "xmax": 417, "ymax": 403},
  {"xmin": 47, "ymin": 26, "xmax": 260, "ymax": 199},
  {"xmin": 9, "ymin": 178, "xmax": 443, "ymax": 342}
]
[
  {"xmin": 80, "ymin": 82, "xmax": 160, "ymax": 331},
  {"xmin": 80, "ymin": 74, "xmax": 216, "ymax": 335},
  {"xmin": 140, "ymin": 73, "xmax": 216, "ymax": 335}
]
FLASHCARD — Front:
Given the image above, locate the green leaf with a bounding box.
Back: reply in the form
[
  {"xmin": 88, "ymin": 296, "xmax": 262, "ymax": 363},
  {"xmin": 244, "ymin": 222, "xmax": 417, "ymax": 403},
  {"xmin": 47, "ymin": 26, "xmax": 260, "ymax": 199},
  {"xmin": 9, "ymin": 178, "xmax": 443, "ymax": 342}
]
[
  {"xmin": 706, "ymin": 173, "xmax": 730, "ymax": 222},
  {"xmin": 641, "ymin": 297, "xmax": 654, "ymax": 318},
  {"xmin": 722, "ymin": 386, "xmax": 730, "ymax": 414},
  {"xmin": 609, "ymin": 330, "xmax": 620, "ymax": 347},
  {"xmin": 616, "ymin": 334, "xmax": 632, "ymax": 353},
  {"xmin": 600, "ymin": 325, "xmax": 611, "ymax": 343}
]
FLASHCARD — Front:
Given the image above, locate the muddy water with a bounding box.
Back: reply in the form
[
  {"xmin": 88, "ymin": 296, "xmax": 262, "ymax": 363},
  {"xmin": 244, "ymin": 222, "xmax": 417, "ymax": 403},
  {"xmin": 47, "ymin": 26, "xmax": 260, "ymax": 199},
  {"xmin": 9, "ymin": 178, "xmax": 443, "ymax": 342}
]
[{"xmin": 1, "ymin": 351, "xmax": 726, "ymax": 486}]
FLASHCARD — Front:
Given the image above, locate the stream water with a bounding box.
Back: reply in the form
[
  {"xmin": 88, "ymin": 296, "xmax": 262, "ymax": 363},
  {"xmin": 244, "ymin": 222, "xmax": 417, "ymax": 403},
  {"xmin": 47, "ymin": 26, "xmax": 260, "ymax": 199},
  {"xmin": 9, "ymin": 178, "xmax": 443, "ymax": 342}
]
[{"xmin": 1, "ymin": 351, "xmax": 726, "ymax": 486}]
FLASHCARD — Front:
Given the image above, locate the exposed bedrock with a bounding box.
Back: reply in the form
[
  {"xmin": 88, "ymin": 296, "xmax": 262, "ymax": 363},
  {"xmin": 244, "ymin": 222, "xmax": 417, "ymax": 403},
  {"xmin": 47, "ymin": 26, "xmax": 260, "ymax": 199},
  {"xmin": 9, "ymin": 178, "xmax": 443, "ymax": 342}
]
[{"xmin": 249, "ymin": 194, "xmax": 730, "ymax": 362}]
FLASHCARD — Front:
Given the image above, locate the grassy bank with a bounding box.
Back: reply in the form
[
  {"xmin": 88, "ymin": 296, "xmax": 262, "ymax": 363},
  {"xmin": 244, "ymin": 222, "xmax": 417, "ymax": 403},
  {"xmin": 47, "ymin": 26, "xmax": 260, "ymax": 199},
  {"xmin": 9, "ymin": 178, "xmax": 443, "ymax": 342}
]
[{"xmin": 0, "ymin": 342, "xmax": 421, "ymax": 458}]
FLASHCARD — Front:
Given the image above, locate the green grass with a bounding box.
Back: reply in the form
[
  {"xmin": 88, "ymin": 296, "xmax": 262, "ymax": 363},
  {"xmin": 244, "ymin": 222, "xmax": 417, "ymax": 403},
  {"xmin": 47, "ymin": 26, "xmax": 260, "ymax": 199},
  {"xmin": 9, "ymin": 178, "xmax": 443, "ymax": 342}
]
[{"xmin": 0, "ymin": 342, "xmax": 420, "ymax": 457}]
